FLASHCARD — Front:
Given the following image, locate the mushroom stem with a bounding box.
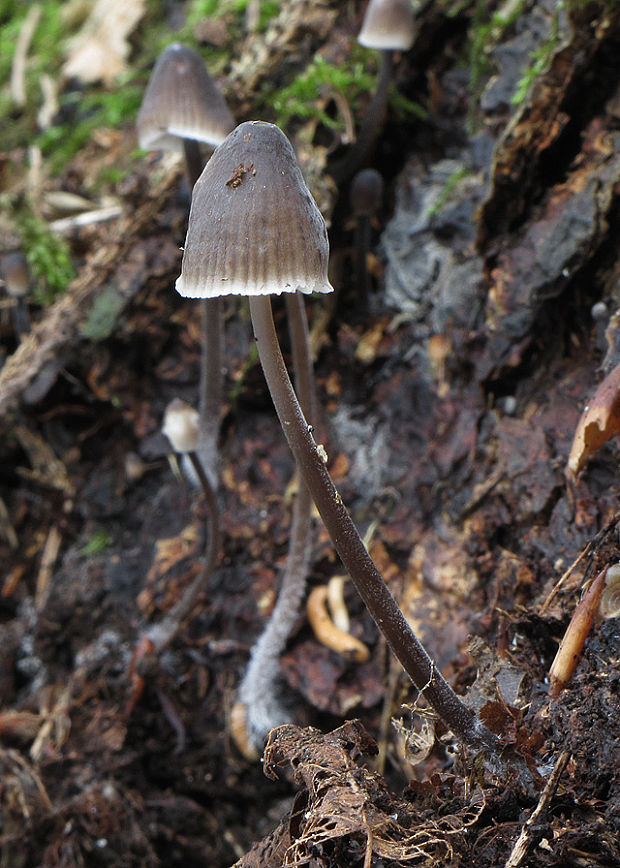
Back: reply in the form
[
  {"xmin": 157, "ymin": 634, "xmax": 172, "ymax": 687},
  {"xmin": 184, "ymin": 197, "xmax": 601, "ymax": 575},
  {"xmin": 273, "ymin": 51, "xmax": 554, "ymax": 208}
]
[
  {"xmin": 354, "ymin": 213, "xmax": 372, "ymax": 309},
  {"xmin": 248, "ymin": 293, "xmax": 505, "ymax": 767},
  {"xmin": 145, "ymin": 449, "xmax": 220, "ymax": 653},
  {"xmin": 238, "ymin": 292, "xmax": 317, "ymax": 746},
  {"xmin": 197, "ymin": 295, "xmax": 222, "ymax": 487},
  {"xmin": 183, "ymin": 138, "xmax": 204, "ymax": 189},
  {"xmin": 11, "ymin": 298, "xmax": 31, "ymax": 341},
  {"xmin": 180, "ymin": 139, "xmax": 223, "ymax": 489},
  {"xmin": 285, "ymin": 292, "xmax": 319, "ymax": 425},
  {"xmin": 331, "ymin": 49, "xmax": 394, "ymax": 184}
]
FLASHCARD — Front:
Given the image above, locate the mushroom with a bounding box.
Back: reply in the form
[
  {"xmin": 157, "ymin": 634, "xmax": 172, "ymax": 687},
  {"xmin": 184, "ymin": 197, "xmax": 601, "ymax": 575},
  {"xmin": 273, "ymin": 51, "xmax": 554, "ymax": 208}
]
[
  {"xmin": 332, "ymin": 0, "xmax": 416, "ymax": 182},
  {"xmin": 137, "ymin": 42, "xmax": 235, "ymax": 489},
  {"xmin": 144, "ymin": 398, "xmax": 220, "ymax": 653},
  {"xmin": 176, "ymin": 120, "xmax": 505, "ymax": 768},
  {"xmin": 1, "ymin": 251, "xmax": 31, "ymax": 340},
  {"xmin": 350, "ymin": 167, "xmax": 384, "ymax": 308},
  {"xmin": 126, "ymin": 397, "xmax": 222, "ymax": 719},
  {"xmin": 175, "ymin": 120, "xmax": 324, "ymax": 749},
  {"xmin": 137, "ymin": 42, "xmax": 234, "ymax": 187}
]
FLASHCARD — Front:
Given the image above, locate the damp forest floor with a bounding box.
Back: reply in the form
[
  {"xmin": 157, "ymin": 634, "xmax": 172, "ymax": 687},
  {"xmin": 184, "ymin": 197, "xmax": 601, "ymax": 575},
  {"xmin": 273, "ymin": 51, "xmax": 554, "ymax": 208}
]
[{"xmin": 1, "ymin": 1, "xmax": 620, "ymax": 866}]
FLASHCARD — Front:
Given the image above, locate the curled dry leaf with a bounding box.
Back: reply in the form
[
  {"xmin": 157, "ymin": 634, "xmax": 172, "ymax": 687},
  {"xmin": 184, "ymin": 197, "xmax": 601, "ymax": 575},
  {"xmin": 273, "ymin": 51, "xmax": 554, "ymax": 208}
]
[
  {"xmin": 230, "ymin": 700, "xmax": 260, "ymax": 762},
  {"xmin": 62, "ymin": 0, "xmax": 145, "ymax": 86},
  {"xmin": 548, "ymin": 565, "xmax": 608, "ymax": 698},
  {"xmin": 307, "ymin": 585, "xmax": 370, "ymax": 662},
  {"xmin": 566, "ymin": 361, "xmax": 620, "ymax": 482}
]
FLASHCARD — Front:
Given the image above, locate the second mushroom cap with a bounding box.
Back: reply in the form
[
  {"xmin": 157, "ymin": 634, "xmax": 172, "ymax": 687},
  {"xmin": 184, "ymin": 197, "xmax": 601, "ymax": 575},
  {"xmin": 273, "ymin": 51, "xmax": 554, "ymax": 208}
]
[{"xmin": 137, "ymin": 43, "xmax": 234, "ymax": 152}]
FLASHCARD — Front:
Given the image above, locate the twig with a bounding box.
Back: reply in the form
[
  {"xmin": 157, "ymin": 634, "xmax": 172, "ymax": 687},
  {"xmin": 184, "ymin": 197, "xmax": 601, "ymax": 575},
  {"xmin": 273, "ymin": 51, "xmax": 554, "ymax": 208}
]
[
  {"xmin": 503, "ymin": 751, "xmax": 570, "ymax": 868},
  {"xmin": 35, "ymin": 525, "xmax": 62, "ymax": 609},
  {"xmin": 539, "ymin": 542, "xmax": 592, "ymax": 615},
  {"xmin": 11, "ymin": 4, "xmax": 41, "ymax": 107},
  {"xmin": 548, "ymin": 566, "xmax": 608, "ymax": 697}
]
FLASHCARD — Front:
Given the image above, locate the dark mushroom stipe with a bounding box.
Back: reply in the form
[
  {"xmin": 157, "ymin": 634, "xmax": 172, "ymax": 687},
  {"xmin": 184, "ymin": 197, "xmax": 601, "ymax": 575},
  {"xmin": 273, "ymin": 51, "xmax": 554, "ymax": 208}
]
[{"xmin": 248, "ymin": 292, "xmax": 508, "ymax": 769}]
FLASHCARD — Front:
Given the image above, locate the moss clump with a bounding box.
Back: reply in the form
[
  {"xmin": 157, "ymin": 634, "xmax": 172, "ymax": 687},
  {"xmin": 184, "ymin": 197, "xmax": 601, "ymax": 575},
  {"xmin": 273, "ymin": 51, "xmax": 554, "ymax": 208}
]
[
  {"xmin": 14, "ymin": 207, "xmax": 75, "ymax": 305},
  {"xmin": 426, "ymin": 166, "xmax": 471, "ymax": 218},
  {"xmin": 35, "ymin": 83, "xmax": 144, "ymax": 174},
  {"xmin": 510, "ymin": 2, "xmax": 563, "ymax": 106},
  {"xmin": 271, "ymin": 52, "xmax": 376, "ymax": 133},
  {"xmin": 79, "ymin": 528, "xmax": 112, "ymax": 556},
  {"xmin": 466, "ymin": 0, "xmax": 527, "ymax": 121}
]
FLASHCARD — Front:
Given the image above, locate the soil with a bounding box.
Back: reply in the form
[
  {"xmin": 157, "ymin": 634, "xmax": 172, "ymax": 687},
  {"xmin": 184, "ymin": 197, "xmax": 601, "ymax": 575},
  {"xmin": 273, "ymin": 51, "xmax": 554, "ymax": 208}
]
[{"xmin": 1, "ymin": 2, "xmax": 619, "ymax": 866}]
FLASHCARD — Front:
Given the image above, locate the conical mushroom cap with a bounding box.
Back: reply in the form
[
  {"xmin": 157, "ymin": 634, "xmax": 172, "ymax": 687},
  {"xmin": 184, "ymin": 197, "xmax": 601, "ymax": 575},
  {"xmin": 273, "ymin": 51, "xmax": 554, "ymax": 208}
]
[
  {"xmin": 137, "ymin": 43, "xmax": 234, "ymax": 151},
  {"xmin": 176, "ymin": 121, "xmax": 333, "ymax": 298},
  {"xmin": 358, "ymin": 0, "xmax": 415, "ymax": 51}
]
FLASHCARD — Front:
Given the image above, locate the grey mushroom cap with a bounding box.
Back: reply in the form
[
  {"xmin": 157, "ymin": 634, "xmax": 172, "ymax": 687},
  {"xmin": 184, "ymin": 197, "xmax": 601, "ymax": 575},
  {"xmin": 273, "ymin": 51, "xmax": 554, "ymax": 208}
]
[
  {"xmin": 1, "ymin": 252, "xmax": 29, "ymax": 298},
  {"xmin": 350, "ymin": 168, "xmax": 384, "ymax": 218},
  {"xmin": 176, "ymin": 121, "xmax": 333, "ymax": 299},
  {"xmin": 358, "ymin": 0, "xmax": 415, "ymax": 51},
  {"xmin": 137, "ymin": 43, "xmax": 234, "ymax": 152},
  {"xmin": 162, "ymin": 398, "xmax": 200, "ymax": 453}
]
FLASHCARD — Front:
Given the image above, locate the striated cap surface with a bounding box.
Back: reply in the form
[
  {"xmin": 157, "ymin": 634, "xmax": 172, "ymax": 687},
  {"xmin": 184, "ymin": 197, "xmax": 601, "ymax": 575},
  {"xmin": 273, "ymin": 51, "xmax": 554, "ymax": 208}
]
[
  {"xmin": 358, "ymin": 0, "xmax": 415, "ymax": 51},
  {"xmin": 176, "ymin": 121, "xmax": 333, "ymax": 298},
  {"xmin": 137, "ymin": 43, "xmax": 234, "ymax": 151}
]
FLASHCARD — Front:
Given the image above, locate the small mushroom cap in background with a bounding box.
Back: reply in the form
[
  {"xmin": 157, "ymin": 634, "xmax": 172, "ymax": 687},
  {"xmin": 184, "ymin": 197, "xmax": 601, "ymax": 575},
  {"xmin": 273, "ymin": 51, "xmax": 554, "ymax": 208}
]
[
  {"xmin": 358, "ymin": 0, "xmax": 416, "ymax": 51},
  {"xmin": 1, "ymin": 252, "xmax": 30, "ymax": 298},
  {"xmin": 162, "ymin": 398, "xmax": 200, "ymax": 453},
  {"xmin": 137, "ymin": 43, "xmax": 234, "ymax": 152},
  {"xmin": 176, "ymin": 120, "xmax": 333, "ymax": 299},
  {"xmin": 350, "ymin": 168, "xmax": 384, "ymax": 218}
]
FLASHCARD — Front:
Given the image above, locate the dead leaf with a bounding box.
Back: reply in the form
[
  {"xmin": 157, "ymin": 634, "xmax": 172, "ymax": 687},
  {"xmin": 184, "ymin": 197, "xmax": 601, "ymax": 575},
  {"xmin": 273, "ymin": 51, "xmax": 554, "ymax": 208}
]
[
  {"xmin": 566, "ymin": 362, "xmax": 620, "ymax": 481},
  {"xmin": 62, "ymin": 0, "xmax": 145, "ymax": 85},
  {"xmin": 306, "ymin": 585, "xmax": 370, "ymax": 662},
  {"xmin": 354, "ymin": 318, "xmax": 388, "ymax": 364},
  {"xmin": 146, "ymin": 524, "xmax": 201, "ymax": 582}
]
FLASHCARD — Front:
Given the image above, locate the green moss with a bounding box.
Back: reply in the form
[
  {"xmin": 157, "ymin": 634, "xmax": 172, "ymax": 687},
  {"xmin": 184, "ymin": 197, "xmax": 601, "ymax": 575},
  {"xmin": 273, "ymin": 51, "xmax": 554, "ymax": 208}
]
[
  {"xmin": 79, "ymin": 528, "xmax": 112, "ymax": 556},
  {"xmin": 14, "ymin": 207, "xmax": 76, "ymax": 304},
  {"xmin": 35, "ymin": 83, "xmax": 144, "ymax": 173},
  {"xmin": 388, "ymin": 86, "xmax": 429, "ymax": 122},
  {"xmin": 426, "ymin": 166, "xmax": 471, "ymax": 218},
  {"xmin": 271, "ymin": 52, "xmax": 376, "ymax": 132},
  {"xmin": 511, "ymin": 2, "xmax": 563, "ymax": 106},
  {"xmin": 468, "ymin": 0, "xmax": 527, "ymax": 121},
  {"xmin": 182, "ymin": 0, "xmax": 277, "ymax": 31}
]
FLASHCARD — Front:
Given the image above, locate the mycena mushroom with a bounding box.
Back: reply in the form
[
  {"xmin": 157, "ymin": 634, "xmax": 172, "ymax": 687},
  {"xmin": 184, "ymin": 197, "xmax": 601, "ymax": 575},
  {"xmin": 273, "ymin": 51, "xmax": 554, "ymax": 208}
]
[
  {"xmin": 175, "ymin": 120, "xmax": 507, "ymax": 769},
  {"xmin": 332, "ymin": 0, "xmax": 416, "ymax": 182},
  {"xmin": 137, "ymin": 43, "xmax": 235, "ymax": 488},
  {"xmin": 176, "ymin": 119, "xmax": 324, "ymax": 751},
  {"xmin": 137, "ymin": 42, "xmax": 234, "ymax": 188}
]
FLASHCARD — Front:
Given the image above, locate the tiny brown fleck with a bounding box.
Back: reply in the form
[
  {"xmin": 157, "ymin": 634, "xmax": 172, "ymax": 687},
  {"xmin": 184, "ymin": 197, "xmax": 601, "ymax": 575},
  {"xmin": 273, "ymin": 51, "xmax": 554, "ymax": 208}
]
[{"xmin": 226, "ymin": 162, "xmax": 254, "ymax": 188}]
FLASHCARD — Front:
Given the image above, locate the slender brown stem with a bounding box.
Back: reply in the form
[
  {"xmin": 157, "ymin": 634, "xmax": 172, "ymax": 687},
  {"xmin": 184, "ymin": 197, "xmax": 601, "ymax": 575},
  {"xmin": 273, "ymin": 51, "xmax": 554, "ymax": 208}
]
[
  {"xmin": 331, "ymin": 49, "xmax": 394, "ymax": 184},
  {"xmin": 285, "ymin": 292, "xmax": 318, "ymax": 423},
  {"xmin": 183, "ymin": 138, "xmax": 204, "ymax": 189},
  {"xmin": 11, "ymin": 298, "xmax": 30, "ymax": 341},
  {"xmin": 354, "ymin": 214, "xmax": 372, "ymax": 310},
  {"xmin": 249, "ymin": 294, "xmax": 505, "ymax": 767},
  {"xmin": 182, "ymin": 138, "xmax": 222, "ymax": 489},
  {"xmin": 144, "ymin": 450, "xmax": 220, "ymax": 652},
  {"xmin": 197, "ymin": 295, "xmax": 222, "ymax": 487}
]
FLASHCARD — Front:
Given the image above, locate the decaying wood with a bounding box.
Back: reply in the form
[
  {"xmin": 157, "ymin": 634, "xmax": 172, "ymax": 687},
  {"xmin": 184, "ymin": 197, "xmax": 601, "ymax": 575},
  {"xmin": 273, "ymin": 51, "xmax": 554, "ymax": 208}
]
[{"xmin": 0, "ymin": 167, "xmax": 180, "ymax": 417}]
